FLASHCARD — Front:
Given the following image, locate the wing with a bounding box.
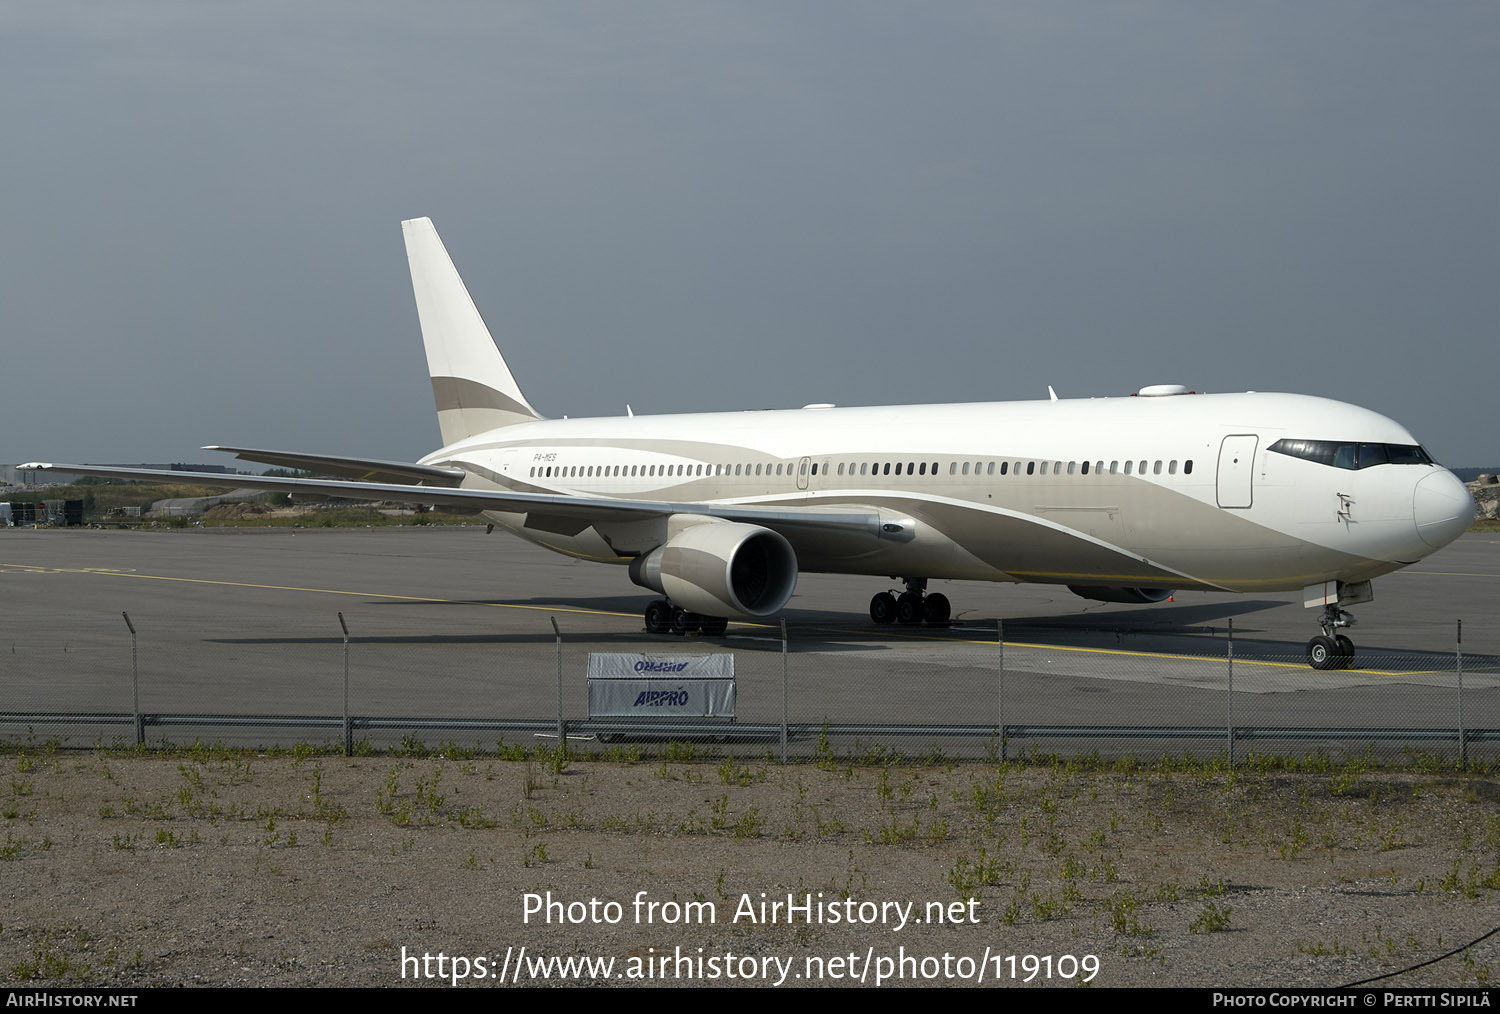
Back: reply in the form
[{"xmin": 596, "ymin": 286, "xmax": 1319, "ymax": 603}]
[
  {"xmin": 201, "ymin": 445, "xmax": 465, "ymax": 486},
  {"xmin": 19, "ymin": 461, "xmax": 888, "ymax": 535}
]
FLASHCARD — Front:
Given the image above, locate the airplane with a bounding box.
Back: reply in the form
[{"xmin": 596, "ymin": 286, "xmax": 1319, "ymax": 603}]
[{"xmin": 25, "ymin": 217, "xmax": 1475, "ymax": 670}]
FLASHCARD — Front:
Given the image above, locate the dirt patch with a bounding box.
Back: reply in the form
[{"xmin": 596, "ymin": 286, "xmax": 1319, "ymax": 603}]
[
  {"xmin": 199, "ymin": 502, "xmax": 275, "ymax": 520},
  {"xmin": 1, "ymin": 748, "xmax": 1497, "ymax": 988}
]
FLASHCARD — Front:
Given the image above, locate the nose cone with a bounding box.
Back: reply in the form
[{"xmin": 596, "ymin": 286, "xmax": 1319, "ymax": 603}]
[{"xmin": 1414, "ymin": 470, "xmax": 1474, "ymax": 549}]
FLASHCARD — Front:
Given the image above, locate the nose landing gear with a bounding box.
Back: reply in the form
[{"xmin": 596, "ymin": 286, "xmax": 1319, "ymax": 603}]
[{"xmin": 1306, "ymin": 605, "xmax": 1357, "ymax": 670}]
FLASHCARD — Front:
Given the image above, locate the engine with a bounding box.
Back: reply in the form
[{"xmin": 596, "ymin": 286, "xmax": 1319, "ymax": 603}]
[
  {"xmin": 1067, "ymin": 585, "xmax": 1174, "ymax": 604},
  {"xmin": 628, "ymin": 520, "xmax": 798, "ymax": 618}
]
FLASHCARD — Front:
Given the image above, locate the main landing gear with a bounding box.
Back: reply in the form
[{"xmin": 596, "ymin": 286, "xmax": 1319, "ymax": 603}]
[
  {"xmin": 1306, "ymin": 604, "xmax": 1357, "ymax": 670},
  {"xmin": 643, "ymin": 598, "xmax": 728, "ymax": 637},
  {"xmin": 869, "ymin": 577, "xmax": 950, "ymax": 627}
]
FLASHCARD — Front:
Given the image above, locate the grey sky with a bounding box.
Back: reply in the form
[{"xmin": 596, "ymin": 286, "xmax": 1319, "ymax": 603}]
[{"xmin": 4, "ymin": 2, "xmax": 1496, "ymax": 467}]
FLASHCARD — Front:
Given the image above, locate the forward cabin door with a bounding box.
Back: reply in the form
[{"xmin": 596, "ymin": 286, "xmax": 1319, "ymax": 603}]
[{"xmin": 1216, "ymin": 435, "xmax": 1258, "ymax": 509}]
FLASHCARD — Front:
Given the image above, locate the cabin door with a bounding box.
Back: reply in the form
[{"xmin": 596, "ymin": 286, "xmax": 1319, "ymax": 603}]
[{"xmin": 1216, "ymin": 435, "xmax": 1258, "ymax": 509}]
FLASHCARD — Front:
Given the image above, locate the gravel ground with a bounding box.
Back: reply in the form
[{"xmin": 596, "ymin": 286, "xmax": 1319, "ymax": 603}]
[{"xmin": 2, "ymin": 745, "xmax": 1498, "ymax": 988}]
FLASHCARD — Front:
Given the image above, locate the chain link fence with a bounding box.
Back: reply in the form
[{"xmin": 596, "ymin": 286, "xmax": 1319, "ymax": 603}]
[{"xmin": 4, "ymin": 608, "xmax": 1497, "ymax": 763}]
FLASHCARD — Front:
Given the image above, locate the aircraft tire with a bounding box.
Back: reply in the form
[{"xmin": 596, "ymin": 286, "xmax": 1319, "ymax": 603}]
[
  {"xmin": 923, "ymin": 593, "xmax": 951, "ymax": 625},
  {"xmin": 670, "ymin": 607, "xmax": 701, "ymax": 636},
  {"xmin": 870, "ymin": 592, "xmax": 897, "ymax": 624},
  {"xmin": 896, "ymin": 592, "xmax": 923, "ymax": 624},
  {"xmin": 700, "ymin": 616, "xmax": 729, "ymax": 636},
  {"xmin": 644, "ymin": 599, "xmax": 672, "ymax": 634},
  {"xmin": 1307, "ymin": 635, "xmax": 1338, "ymax": 670},
  {"xmin": 1335, "ymin": 634, "xmax": 1355, "ymax": 669}
]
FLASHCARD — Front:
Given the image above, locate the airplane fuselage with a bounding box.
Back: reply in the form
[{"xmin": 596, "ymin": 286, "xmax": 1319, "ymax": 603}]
[{"xmin": 423, "ymin": 390, "xmax": 1473, "ymax": 595}]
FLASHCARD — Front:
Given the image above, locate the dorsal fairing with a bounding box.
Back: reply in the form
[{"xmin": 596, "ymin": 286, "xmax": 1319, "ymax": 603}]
[{"xmin": 402, "ymin": 217, "xmax": 543, "ymax": 445}]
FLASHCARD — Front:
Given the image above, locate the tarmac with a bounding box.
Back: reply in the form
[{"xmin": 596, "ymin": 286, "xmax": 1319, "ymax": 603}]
[{"xmin": 2, "ymin": 524, "xmax": 1497, "ymax": 757}]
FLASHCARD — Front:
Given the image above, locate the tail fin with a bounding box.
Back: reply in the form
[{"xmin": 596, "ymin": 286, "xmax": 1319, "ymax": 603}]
[{"xmin": 402, "ymin": 217, "xmax": 542, "ymax": 445}]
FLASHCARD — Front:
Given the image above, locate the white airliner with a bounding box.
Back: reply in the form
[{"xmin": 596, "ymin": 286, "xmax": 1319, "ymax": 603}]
[{"xmin": 26, "ymin": 218, "xmax": 1475, "ymax": 670}]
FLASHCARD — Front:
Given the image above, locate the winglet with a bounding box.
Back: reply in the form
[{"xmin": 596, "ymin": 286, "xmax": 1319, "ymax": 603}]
[{"xmin": 402, "ymin": 217, "xmax": 543, "ymax": 445}]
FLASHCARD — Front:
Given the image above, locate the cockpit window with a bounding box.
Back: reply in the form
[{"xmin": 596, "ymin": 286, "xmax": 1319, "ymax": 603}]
[{"xmin": 1268, "ymin": 439, "xmax": 1432, "ymax": 469}]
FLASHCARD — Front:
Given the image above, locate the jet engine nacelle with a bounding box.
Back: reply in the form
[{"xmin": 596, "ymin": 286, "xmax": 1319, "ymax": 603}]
[
  {"xmin": 1068, "ymin": 585, "xmax": 1174, "ymax": 604},
  {"xmin": 628, "ymin": 519, "xmax": 798, "ymax": 619}
]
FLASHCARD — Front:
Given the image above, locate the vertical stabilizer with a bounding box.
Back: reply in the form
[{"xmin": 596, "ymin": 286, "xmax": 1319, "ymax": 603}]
[{"xmin": 402, "ymin": 217, "xmax": 542, "ymax": 445}]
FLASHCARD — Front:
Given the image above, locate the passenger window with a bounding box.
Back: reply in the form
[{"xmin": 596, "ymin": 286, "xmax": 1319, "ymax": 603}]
[
  {"xmin": 918, "ymin": 462, "xmax": 926, "ymax": 475},
  {"xmin": 1040, "ymin": 461, "xmax": 1049, "ymax": 475},
  {"xmin": 1124, "ymin": 461, "xmax": 1132, "ymax": 475},
  {"xmin": 1095, "ymin": 461, "xmax": 1104, "ymax": 474},
  {"xmin": 860, "ymin": 463, "xmax": 868, "ymax": 476},
  {"xmin": 1080, "ymin": 461, "xmax": 1089, "ymax": 475},
  {"xmin": 1109, "ymin": 461, "xmax": 1118, "ymax": 474},
  {"xmin": 1067, "ymin": 461, "xmax": 1076, "ymax": 474},
  {"xmin": 962, "ymin": 462, "xmax": 970, "ymax": 476},
  {"xmin": 1184, "ymin": 460, "xmax": 1193, "ymax": 474},
  {"xmin": 949, "ymin": 462, "xmax": 957, "ymax": 475},
  {"xmin": 811, "ymin": 463, "xmax": 818, "ymax": 475},
  {"xmin": 1153, "ymin": 460, "xmax": 1162, "ymax": 475},
  {"xmin": 1000, "ymin": 462, "xmax": 1008, "ymax": 475},
  {"xmin": 1026, "ymin": 461, "xmax": 1035, "ymax": 475},
  {"xmin": 1168, "ymin": 460, "xmax": 1177, "ymax": 474}
]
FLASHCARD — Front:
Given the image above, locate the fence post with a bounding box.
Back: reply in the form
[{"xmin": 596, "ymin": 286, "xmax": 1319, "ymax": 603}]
[
  {"xmin": 780, "ymin": 618, "xmax": 789, "ymax": 765},
  {"xmin": 997, "ymin": 620, "xmax": 1006, "ymax": 764},
  {"xmin": 551, "ymin": 616, "xmax": 566, "ymax": 747},
  {"xmin": 1226, "ymin": 618, "xmax": 1235, "ymax": 766},
  {"xmin": 338, "ymin": 612, "xmax": 351, "ymax": 757},
  {"xmin": 122, "ymin": 612, "xmax": 141, "ymax": 746},
  {"xmin": 1457, "ymin": 619, "xmax": 1465, "ymax": 767}
]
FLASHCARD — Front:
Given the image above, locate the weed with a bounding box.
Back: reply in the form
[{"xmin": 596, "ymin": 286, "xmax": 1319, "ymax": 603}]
[
  {"xmin": 663, "ymin": 741, "xmax": 700, "ymax": 763},
  {"xmin": 1189, "ymin": 902, "xmax": 1233, "ymax": 934}
]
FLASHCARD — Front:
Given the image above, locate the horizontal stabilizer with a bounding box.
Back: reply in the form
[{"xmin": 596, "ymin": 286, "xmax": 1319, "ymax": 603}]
[{"xmin": 203, "ymin": 445, "xmax": 465, "ymax": 486}]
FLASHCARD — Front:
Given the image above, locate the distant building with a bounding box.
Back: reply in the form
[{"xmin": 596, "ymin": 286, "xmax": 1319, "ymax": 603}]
[{"xmin": 1, "ymin": 463, "xmax": 243, "ymax": 488}]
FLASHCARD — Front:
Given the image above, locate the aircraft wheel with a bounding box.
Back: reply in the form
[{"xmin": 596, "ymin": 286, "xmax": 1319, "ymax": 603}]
[
  {"xmin": 1307, "ymin": 635, "xmax": 1338, "ymax": 670},
  {"xmin": 896, "ymin": 592, "xmax": 923, "ymax": 624},
  {"xmin": 869, "ymin": 592, "xmax": 897, "ymax": 624},
  {"xmin": 923, "ymin": 593, "xmax": 951, "ymax": 625},
  {"xmin": 670, "ymin": 607, "xmax": 701, "ymax": 636},
  {"xmin": 700, "ymin": 616, "xmax": 729, "ymax": 636},
  {"xmin": 644, "ymin": 599, "xmax": 672, "ymax": 634},
  {"xmin": 1335, "ymin": 634, "xmax": 1355, "ymax": 669}
]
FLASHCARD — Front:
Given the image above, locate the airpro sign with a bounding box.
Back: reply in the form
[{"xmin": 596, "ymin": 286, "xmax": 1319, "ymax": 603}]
[{"xmin": 587, "ymin": 653, "xmax": 735, "ymax": 719}]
